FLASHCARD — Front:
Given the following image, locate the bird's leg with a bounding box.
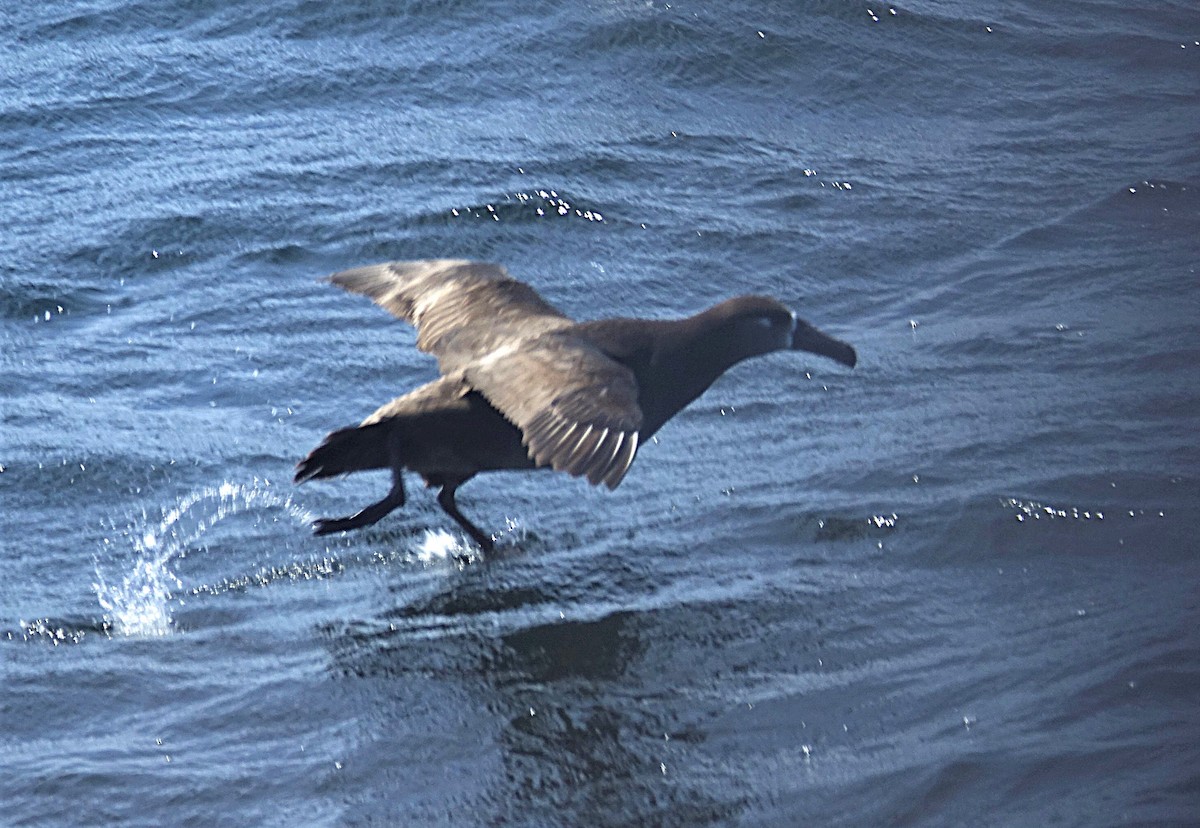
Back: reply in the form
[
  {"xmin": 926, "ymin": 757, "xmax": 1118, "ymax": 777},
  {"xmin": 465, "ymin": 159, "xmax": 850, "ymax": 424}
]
[
  {"xmin": 312, "ymin": 466, "xmax": 406, "ymax": 535},
  {"xmin": 436, "ymin": 483, "xmax": 494, "ymax": 552}
]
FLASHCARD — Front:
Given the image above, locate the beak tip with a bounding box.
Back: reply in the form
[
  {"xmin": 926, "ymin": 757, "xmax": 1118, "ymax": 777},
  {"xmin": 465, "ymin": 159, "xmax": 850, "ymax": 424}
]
[
  {"xmin": 793, "ymin": 328, "xmax": 858, "ymax": 369},
  {"xmin": 789, "ymin": 317, "xmax": 858, "ymax": 369}
]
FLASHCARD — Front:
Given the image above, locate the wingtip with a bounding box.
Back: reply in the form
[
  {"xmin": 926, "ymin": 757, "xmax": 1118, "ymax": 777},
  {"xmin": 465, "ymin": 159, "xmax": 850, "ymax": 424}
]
[
  {"xmin": 600, "ymin": 431, "xmax": 638, "ymax": 489},
  {"xmin": 327, "ymin": 263, "xmax": 378, "ymax": 290}
]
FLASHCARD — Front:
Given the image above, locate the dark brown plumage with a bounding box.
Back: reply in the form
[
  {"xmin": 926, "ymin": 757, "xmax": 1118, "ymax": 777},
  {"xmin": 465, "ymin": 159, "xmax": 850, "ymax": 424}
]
[{"xmin": 296, "ymin": 259, "xmax": 857, "ymax": 550}]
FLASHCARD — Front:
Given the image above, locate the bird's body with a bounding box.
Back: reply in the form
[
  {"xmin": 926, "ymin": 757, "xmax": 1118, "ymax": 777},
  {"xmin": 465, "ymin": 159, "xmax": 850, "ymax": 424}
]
[{"xmin": 296, "ymin": 259, "xmax": 857, "ymax": 550}]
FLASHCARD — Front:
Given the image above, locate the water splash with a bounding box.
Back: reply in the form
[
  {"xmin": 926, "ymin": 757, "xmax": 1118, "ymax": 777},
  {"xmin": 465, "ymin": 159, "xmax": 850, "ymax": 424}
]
[
  {"xmin": 412, "ymin": 516, "xmax": 526, "ymax": 567},
  {"xmin": 93, "ymin": 480, "xmax": 314, "ymax": 637},
  {"xmin": 91, "ymin": 483, "xmax": 522, "ymax": 636},
  {"xmin": 414, "ymin": 529, "xmax": 472, "ymax": 565},
  {"xmin": 93, "ymin": 552, "xmax": 181, "ymax": 637}
]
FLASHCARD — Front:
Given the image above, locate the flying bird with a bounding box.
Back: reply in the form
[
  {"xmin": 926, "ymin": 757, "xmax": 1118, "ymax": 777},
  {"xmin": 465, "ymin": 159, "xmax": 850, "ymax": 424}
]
[{"xmin": 296, "ymin": 260, "xmax": 856, "ymax": 550}]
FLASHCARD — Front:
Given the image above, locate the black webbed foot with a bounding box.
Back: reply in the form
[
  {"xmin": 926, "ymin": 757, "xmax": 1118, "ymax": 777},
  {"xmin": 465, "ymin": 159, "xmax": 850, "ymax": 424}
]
[{"xmin": 311, "ymin": 515, "xmax": 367, "ymax": 536}]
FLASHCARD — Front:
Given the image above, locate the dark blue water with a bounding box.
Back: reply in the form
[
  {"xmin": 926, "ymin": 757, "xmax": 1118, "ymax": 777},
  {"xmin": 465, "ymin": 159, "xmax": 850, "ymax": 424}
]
[{"xmin": 3, "ymin": 2, "xmax": 1198, "ymax": 825}]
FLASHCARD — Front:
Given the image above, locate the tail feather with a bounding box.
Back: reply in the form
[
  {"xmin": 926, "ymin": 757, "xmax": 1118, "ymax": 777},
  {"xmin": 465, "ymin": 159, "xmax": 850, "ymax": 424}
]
[{"xmin": 295, "ymin": 422, "xmax": 392, "ymax": 483}]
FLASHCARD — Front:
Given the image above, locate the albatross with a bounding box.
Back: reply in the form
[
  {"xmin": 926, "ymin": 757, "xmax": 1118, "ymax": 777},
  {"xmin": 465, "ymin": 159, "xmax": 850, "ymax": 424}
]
[{"xmin": 296, "ymin": 259, "xmax": 856, "ymax": 550}]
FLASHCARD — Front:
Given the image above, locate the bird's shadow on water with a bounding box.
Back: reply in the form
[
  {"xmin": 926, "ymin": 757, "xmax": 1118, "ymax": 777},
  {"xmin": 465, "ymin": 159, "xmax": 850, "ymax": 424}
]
[
  {"xmin": 315, "ymin": 527, "xmax": 763, "ymax": 826},
  {"xmin": 320, "ymin": 613, "xmax": 747, "ymax": 826}
]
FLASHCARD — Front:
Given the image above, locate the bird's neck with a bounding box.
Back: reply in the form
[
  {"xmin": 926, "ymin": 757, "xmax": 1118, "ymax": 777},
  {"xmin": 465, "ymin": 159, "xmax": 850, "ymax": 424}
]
[{"xmin": 635, "ymin": 316, "xmax": 757, "ymax": 436}]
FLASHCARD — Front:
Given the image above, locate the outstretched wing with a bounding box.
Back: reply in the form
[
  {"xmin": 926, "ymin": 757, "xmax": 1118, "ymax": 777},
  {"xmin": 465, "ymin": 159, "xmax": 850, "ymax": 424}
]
[
  {"xmin": 464, "ymin": 332, "xmax": 643, "ymax": 489},
  {"xmin": 329, "ymin": 259, "xmax": 573, "ymax": 373},
  {"xmin": 329, "ymin": 259, "xmax": 643, "ymax": 488}
]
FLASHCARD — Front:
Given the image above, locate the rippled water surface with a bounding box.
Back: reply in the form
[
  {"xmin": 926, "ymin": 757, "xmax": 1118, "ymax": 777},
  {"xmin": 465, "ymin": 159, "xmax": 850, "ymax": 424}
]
[{"xmin": 2, "ymin": 2, "xmax": 1198, "ymax": 825}]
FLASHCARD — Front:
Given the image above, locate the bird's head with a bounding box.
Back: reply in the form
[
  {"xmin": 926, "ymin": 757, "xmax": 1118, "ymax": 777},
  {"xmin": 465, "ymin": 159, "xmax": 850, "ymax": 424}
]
[{"xmin": 718, "ymin": 296, "xmax": 857, "ymax": 368}]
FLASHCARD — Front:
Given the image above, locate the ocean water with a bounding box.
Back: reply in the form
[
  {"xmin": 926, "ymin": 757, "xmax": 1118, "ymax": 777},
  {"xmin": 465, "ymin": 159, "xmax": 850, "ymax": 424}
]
[{"xmin": 2, "ymin": 1, "xmax": 1198, "ymax": 825}]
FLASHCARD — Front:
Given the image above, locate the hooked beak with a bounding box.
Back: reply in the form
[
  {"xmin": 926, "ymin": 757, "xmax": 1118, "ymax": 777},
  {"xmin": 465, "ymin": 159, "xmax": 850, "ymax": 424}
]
[{"xmin": 792, "ymin": 319, "xmax": 857, "ymax": 368}]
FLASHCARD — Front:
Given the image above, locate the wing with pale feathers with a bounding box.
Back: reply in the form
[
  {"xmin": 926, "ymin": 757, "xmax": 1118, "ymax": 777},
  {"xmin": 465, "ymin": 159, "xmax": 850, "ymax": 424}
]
[
  {"xmin": 329, "ymin": 259, "xmax": 573, "ymax": 372},
  {"xmin": 464, "ymin": 333, "xmax": 643, "ymax": 489}
]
